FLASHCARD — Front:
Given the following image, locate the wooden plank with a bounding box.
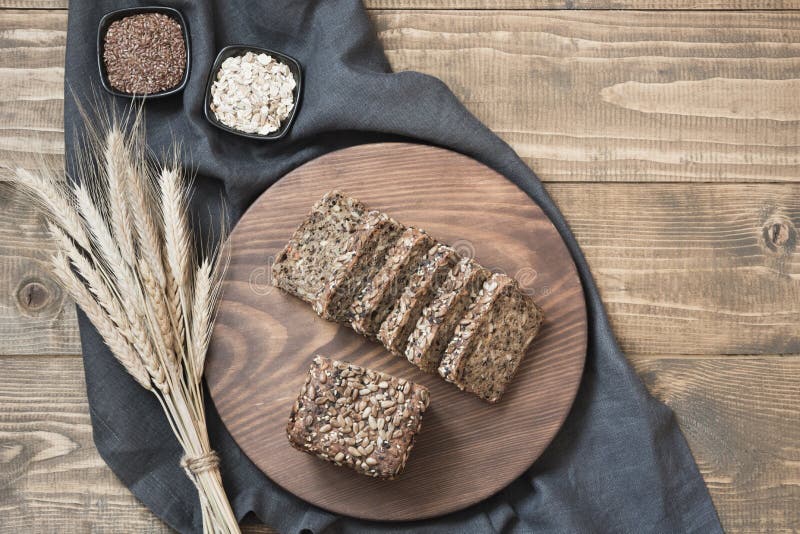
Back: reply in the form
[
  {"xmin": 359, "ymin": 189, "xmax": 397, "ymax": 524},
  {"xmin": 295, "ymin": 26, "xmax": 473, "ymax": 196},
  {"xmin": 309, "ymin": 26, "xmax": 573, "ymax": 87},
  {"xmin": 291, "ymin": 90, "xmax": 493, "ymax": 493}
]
[
  {"xmin": 0, "ymin": 0, "xmax": 63, "ymax": 7},
  {"xmin": 2, "ymin": 353, "xmax": 797, "ymax": 532},
  {"xmin": 0, "ymin": 181, "xmax": 81, "ymax": 356},
  {"xmin": 2, "ymin": 11, "xmax": 799, "ymax": 183},
  {"xmin": 0, "ymin": 9, "xmax": 64, "ymax": 175},
  {"xmin": 549, "ymin": 182, "xmax": 800, "ymax": 356},
  {"xmin": 0, "ymin": 354, "xmax": 171, "ymax": 532},
  {"xmin": 2, "ymin": 181, "xmax": 796, "ymax": 357},
  {"xmin": 629, "ymin": 354, "xmax": 800, "ymax": 533},
  {"xmin": 0, "ymin": 354, "xmax": 276, "ymax": 533},
  {"xmin": 3, "ymin": 1, "xmax": 800, "ymax": 10},
  {"xmin": 373, "ymin": 10, "xmax": 800, "ymax": 182}
]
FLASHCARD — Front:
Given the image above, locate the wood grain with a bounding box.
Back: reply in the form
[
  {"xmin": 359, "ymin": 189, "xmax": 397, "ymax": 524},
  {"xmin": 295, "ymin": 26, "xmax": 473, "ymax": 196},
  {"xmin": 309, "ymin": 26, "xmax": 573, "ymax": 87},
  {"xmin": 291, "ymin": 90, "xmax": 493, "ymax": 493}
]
[
  {"xmin": 0, "ymin": 355, "xmax": 277, "ymax": 533},
  {"xmin": 0, "ymin": 355, "xmax": 172, "ymax": 533},
  {"xmin": 2, "ymin": 1, "xmax": 800, "ymax": 10},
  {"xmin": 206, "ymin": 143, "xmax": 587, "ymax": 521},
  {"xmin": 0, "ymin": 181, "xmax": 80, "ymax": 356},
  {"xmin": 0, "ymin": 11, "xmax": 66, "ymax": 173},
  {"xmin": 0, "ymin": 9, "xmax": 64, "ymax": 176},
  {"xmin": 629, "ymin": 354, "xmax": 800, "ymax": 533},
  {"xmin": 2, "ymin": 10, "xmax": 799, "ymax": 183},
  {"xmin": 1, "ymin": 353, "xmax": 796, "ymax": 532},
  {"xmin": 2, "ymin": 181, "xmax": 795, "ymax": 358},
  {"xmin": 374, "ymin": 10, "xmax": 800, "ymax": 182},
  {"xmin": 551, "ymin": 183, "xmax": 800, "ymax": 356}
]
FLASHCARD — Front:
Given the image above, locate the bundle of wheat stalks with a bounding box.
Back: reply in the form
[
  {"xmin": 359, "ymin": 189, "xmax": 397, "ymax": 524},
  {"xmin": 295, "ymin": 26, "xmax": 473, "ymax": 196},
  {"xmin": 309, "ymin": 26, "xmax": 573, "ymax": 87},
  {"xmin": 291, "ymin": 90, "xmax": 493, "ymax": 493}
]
[{"xmin": 14, "ymin": 116, "xmax": 239, "ymax": 533}]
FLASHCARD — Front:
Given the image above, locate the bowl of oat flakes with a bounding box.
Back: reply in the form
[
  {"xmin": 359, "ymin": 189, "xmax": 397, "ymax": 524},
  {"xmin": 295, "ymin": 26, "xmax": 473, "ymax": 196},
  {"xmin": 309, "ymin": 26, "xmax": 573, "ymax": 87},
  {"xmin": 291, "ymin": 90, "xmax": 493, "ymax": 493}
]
[{"xmin": 204, "ymin": 45, "xmax": 302, "ymax": 140}]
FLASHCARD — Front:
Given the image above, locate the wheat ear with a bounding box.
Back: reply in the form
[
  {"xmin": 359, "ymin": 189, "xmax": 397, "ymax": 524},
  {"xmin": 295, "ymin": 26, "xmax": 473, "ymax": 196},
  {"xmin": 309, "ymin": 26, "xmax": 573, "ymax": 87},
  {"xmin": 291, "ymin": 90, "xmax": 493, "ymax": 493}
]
[
  {"xmin": 138, "ymin": 257, "xmax": 180, "ymax": 376},
  {"xmin": 160, "ymin": 166, "xmax": 192, "ymax": 362},
  {"xmin": 190, "ymin": 258, "xmax": 213, "ymax": 383},
  {"xmin": 126, "ymin": 138, "xmax": 166, "ymax": 287},
  {"xmin": 15, "ymin": 168, "xmax": 92, "ymax": 252},
  {"xmin": 52, "ymin": 206, "xmax": 175, "ymax": 387},
  {"xmin": 50, "ymin": 253, "xmax": 152, "ymax": 391},
  {"xmin": 108, "ymin": 126, "xmax": 179, "ymax": 374},
  {"xmin": 104, "ymin": 127, "xmax": 136, "ymax": 263},
  {"xmin": 73, "ymin": 180, "xmax": 170, "ymax": 393},
  {"xmin": 73, "ymin": 180, "xmax": 130, "ymax": 281},
  {"xmin": 48, "ymin": 223, "xmax": 131, "ymax": 336}
]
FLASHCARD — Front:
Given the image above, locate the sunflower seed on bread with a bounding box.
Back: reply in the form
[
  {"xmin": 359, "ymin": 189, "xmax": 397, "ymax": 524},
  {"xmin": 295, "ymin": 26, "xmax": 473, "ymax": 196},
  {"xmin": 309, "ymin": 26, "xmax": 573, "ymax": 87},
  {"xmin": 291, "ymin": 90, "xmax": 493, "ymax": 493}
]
[
  {"xmin": 313, "ymin": 211, "xmax": 405, "ymax": 322},
  {"xmin": 377, "ymin": 244, "xmax": 460, "ymax": 357},
  {"xmin": 272, "ymin": 191, "xmax": 366, "ymax": 304},
  {"xmin": 286, "ymin": 355, "xmax": 430, "ymax": 479},
  {"xmin": 405, "ymin": 258, "xmax": 491, "ymax": 373},
  {"xmin": 438, "ymin": 274, "xmax": 543, "ymax": 403},
  {"xmin": 350, "ymin": 227, "xmax": 435, "ymax": 338}
]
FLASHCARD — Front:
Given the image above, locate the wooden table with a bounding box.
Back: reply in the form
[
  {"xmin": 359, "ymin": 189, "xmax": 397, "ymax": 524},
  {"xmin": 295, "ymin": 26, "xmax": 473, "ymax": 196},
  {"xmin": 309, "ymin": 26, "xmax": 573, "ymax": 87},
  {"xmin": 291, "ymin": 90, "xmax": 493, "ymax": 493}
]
[{"xmin": 0, "ymin": 1, "xmax": 797, "ymax": 532}]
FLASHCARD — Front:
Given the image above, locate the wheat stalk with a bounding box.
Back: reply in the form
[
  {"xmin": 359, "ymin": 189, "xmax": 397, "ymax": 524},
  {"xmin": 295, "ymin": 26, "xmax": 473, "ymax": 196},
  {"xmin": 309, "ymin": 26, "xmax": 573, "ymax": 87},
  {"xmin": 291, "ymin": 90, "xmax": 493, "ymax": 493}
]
[
  {"xmin": 102, "ymin": 123, "xmax": 182, "ymax": 375},
  {"xmin": 73, "ymin": 178, "xmax": 171, "ymax": 393},
  {"xmin": 14, "ymin": 115, "xmax": 239, "ymax": 534}
]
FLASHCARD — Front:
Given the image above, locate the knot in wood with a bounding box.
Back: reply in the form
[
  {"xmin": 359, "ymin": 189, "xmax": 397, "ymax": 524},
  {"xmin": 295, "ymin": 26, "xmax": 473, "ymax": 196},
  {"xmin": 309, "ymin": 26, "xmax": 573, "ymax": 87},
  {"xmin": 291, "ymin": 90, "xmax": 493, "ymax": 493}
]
[
  {"xmin": 762, "ymin": 217, "xmax": 796, "ymax": 255},
  {"xmin": 16, "ymin": 279, "xmax": 51, "ymax": 313},
  {"xmin": 769, "ymin": 222, "xmax": 789, "ymax": 246}
]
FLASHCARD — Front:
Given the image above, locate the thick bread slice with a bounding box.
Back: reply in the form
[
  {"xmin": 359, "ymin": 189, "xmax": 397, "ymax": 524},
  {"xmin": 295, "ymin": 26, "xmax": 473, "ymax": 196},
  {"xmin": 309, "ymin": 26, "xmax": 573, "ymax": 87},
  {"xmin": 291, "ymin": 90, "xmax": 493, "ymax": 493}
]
[
  {"xmin": 272, "ymin": 191, "xmax": 366, "ymax": 304},
  {"xmin": 350, "ymin": 228, "xmax": 436, "ymax": 338},
  {"xmin": 377, "ymin": 244, "xmax": 460, "ymax": 357},
  {"xmin": 313, "ymin": 211, "xmax": 405, "ymax": 322},
  {"xmin": 286, "ymin": 355, "xmax": 430, "ymax": 479},
  {"xmin": 405, "ymin": 259, "xmax": 491, "ymax": 373},
  {"xmin": 438, "ymin": 274, "xmax": 543, "ymax": 403}
]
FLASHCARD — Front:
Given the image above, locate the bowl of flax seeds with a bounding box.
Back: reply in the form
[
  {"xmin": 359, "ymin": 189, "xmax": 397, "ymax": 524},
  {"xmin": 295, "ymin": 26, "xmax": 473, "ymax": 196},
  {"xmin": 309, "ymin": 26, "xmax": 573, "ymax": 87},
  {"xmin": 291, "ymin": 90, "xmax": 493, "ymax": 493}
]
[{"xmin": 97, "ymin": 6, "xmax": 190, "ymax": 98}]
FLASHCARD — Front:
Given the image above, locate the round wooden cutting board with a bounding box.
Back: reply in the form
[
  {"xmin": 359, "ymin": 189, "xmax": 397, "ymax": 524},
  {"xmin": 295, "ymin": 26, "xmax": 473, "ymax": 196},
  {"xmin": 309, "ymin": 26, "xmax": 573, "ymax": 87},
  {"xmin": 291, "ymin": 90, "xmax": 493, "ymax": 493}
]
[{"xmin": 206, "ymin": 143, "xmax": 587, "ymax": 521}]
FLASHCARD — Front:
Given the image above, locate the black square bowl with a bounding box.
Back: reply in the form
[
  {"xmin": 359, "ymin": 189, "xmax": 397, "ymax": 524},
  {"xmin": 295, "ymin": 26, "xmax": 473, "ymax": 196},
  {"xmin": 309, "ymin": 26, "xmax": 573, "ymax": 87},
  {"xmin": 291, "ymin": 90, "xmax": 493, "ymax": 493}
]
[
  {"xmin": 203, "ymin": 45, "xmax": 303, "ymax": 141},
  {"xmin": 97, "ymin": 6, "xmax": 190, "ymax": 99}
]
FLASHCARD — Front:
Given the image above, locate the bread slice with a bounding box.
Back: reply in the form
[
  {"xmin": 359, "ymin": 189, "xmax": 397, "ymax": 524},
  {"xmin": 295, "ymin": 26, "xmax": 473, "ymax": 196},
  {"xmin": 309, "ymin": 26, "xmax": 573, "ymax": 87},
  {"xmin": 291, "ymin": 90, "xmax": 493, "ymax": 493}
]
[
  {"xmin": 405, "ymin": 259, "xmax": 491, "ymax": 373},
  {"xmin": 438, "ymin": 274, "xmax": 543, "ymax": 403},
  {"xmin": 350, "ymin": 228, "xmax": 435, "ymax": 338},
  {"xmin": 272, "ymin": 191, "xmax": 366, "ymax": 304},
  {"xmin": 313, "ymin": 211, "xmax": 405, "ymax": 322},
  {"xmin": 286, "ymin": 355, "xmax": 430, "ymax": 479},
  {"xmin": 377, "ymin": 244, "xmax": 459, "ymax": 357}
]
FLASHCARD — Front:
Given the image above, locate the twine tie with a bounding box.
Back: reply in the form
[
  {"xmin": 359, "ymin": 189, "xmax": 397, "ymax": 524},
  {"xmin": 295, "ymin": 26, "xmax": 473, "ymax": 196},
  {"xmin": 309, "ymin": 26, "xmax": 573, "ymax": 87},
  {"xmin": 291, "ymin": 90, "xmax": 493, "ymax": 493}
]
[{"xmin": 181, "ymin": 450, "xmax": 220, "ymax": 481}]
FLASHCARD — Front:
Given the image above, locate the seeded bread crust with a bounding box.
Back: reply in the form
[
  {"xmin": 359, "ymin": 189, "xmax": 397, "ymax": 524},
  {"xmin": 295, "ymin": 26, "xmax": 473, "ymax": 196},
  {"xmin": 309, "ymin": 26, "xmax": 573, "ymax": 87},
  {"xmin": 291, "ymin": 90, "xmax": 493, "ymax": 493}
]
[
  {"xmin": 405, "ymin": 259, "xmax": 491, "ymax": 373},
  {"xmin": 286, "ymin": 355, "xmax": 430, "ymax": 479},
  {"xmin": 438, "ymin": 274, "xmax": 543, "ymax": 403},
  {"xmin": 272, "ymin": 191, "xmax": 366, "ymax": 304},
  {"xmin": 350, "ymin": 228, "xmax": 435, "ymax": 338},
  {"xmin": 377, "ymin": 244, "xmax": 460, "ymax": 357},
  {"xmin": 312, "ymin": 211, "xmax": 405, "ymax": 322}
]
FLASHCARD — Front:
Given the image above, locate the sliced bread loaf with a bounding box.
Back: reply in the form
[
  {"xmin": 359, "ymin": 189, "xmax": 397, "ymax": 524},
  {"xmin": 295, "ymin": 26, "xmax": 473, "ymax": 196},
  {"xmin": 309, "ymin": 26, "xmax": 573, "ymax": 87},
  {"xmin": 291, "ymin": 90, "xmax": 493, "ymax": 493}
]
[
  {"xmin": 438, "ymin": 274, "xmax": 543, "ymax": 403},
  {"xmin": 350, "ymin": 228, "xmax": 435, "ymax": 338},
  {"xmin": 313, "ymin": 211, "xmax": 405, "ymax": 322},
  {"xmin": 272, "ymin": 190, "xmax": 366, "ymax": 304},
  {"xmin": 405, "ymin": 259, "xmax": 491, "ymax": 373},
  {"xmin": 377, "ymin": 244, "xmax": 459, "ymax": 357}
]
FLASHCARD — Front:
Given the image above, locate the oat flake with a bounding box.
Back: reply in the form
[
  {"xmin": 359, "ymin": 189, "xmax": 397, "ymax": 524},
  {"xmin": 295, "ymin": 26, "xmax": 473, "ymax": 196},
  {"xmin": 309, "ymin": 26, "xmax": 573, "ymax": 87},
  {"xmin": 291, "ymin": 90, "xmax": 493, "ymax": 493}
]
[{"xmin": 210, "ymin": 51, "xmax": 296, "ymax": 135}]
